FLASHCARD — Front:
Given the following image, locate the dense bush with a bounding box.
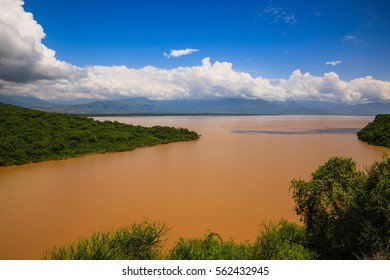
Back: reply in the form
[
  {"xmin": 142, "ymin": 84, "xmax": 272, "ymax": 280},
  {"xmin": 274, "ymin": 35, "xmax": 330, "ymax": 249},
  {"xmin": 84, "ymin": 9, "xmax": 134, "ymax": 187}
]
[
  {"xmin": 168, "ymin": 220, "xmax": 316, "ymax": 260},
  {"xmin": 43, "ymin": 221, "xmax": 169, "ymax": 260},
  {"xmin": 251, "ymin": 220, "xmax": 317, "ymax": 260},
  {"xmin": 43, "ymin": 220, "xmax": 317, "ymax": 260},
  {"xmin": 355, "ymin": 157, "xmax": 390, "ymax": 258},
  {"xmin": 168, "ymin": 232, "xmax": 252, "ymax": 260},
  {"xmin": 0, "ymin": 103, "xmax": 199, "ymax": 166},
  {"xmin": 357, "ymin": 114, "xmax": 390, "ymax": 148},
  {"xmin": 291, "ymin": 156, "xmax": 389, "ymax": 259}
]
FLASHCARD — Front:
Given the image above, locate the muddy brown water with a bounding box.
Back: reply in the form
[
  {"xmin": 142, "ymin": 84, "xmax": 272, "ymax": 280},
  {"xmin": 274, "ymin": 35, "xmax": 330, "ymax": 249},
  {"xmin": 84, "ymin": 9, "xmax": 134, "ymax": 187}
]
[{"xmin": 0, "ymin": 116, "xmax": 388, "ymax": 259}]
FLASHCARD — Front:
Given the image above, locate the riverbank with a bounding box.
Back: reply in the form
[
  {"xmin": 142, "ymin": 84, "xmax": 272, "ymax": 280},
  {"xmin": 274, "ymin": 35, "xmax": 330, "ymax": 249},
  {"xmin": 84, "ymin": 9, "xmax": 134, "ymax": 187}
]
[{"xmin": 0, "ymin": 103, "xmax": 199, "ymax": 167}]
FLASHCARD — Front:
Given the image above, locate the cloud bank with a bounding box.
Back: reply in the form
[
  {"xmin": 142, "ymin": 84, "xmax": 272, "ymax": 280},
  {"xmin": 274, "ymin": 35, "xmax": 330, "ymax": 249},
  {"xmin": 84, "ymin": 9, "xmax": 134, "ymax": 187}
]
[{"xmin": 0, "ymin": 0, "xmax": 389, "ymax": 104}]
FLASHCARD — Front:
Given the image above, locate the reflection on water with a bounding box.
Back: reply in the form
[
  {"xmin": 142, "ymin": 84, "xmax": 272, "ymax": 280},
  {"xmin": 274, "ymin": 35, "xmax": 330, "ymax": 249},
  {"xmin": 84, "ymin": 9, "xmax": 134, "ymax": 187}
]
[
  {"xmin": 232, "ymin": 127, "xmax": 360, "ymax": 135},
  {"xmin": 0, "ymin": 116, "xmax": 388, "ymax": 259}
]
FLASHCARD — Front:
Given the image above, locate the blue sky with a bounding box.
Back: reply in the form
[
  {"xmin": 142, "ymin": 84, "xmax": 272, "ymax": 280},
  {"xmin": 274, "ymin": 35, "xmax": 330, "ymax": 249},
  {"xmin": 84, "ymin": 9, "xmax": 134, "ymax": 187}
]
[
  {"xmin": 23, "ymin": 0, "xmax": 390, "ymax": 80},
  {"xmin": 0, "ymin": 0, "xmax": 389, "ymax": 102}
]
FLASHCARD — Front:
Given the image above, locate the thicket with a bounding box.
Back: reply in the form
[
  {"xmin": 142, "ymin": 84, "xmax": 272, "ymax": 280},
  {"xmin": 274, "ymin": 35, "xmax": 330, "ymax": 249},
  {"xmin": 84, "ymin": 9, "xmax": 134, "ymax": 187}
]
[
  {"xmin": 44, "ymin": 220, "xmax": 316, "ymax": 260},
  {"xmin": 291, "ymin": 156, "xmax": 389, "ymax": 259},
  {"xmin": 357, "ymin": 114, "xmax": 390, "ymax": 148},
  {"xmin": 43, "ymin": 221, "xmax": 169, "ymax": 260},
  {"xmin": 0, "ymin": 102, "xmax": 199, "ymax": 166}
]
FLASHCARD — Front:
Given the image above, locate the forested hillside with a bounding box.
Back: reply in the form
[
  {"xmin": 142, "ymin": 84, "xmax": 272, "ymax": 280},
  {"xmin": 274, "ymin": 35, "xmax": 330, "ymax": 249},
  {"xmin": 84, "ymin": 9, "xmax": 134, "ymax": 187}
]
[
  {"xmin": 357, "ymin": 114, "xmax": 390, "ymax": 148},
  {"xmin": 0, "ymin": 103, "xmax": 199, "ymax": 166}
]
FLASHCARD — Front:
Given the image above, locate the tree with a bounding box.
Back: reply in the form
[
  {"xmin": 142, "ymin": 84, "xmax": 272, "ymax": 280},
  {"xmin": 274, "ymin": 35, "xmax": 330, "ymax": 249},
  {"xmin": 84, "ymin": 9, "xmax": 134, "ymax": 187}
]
[
  {"xmin": 356, "ymin": 157, "xmax": 390, "ymax": 258},
  {"xmin": 291, "ymin": 156, "xmax": 389, "ymax": 259},
  {"xmin": 357, "ymin": 114, "xmax": 390, "ymax": 148}
]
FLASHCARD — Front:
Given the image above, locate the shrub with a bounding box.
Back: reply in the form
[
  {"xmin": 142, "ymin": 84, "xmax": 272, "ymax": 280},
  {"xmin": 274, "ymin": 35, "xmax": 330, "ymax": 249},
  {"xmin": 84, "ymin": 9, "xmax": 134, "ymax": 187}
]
[
  {"xmin": 291, "ymin": 156, "xmax": 389, "ymax": 259},
  {"xmin": 355, "ymin": 156, "xmax": 390, "ymax": 259},
  {"xmin": 251, "ymin": 220, "xmax": 317, "ymax": 260},
  {"xmin": 43, "ymin": 220, "xmax": 169, "ymax": 260},
  {"xmin": 168, "ymin": 232, "xmax": 252, "ymax": 260}
]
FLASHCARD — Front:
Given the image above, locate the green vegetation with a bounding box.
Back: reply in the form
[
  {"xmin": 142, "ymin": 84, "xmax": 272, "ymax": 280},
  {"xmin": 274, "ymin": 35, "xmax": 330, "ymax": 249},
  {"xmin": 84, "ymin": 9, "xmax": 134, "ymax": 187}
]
[
  {"xmin": 44, "ymin": 157, "xmax": 389, "ymax": 260},
  {"xmin": 43, "ymin": 221, "xmax": 169, "ymax": 260},
  {"xmin": 44, "ymin": 220, "xmax": 316, "ymax": 260},
  {"xmin": 0, "ymin": 102, "xmax": 199, "ymax": 167},
  {"xmin": 169, "ymin": 220, "xmax": 317, "ymax": 260},
  {"xmin": 291, "ymin": 156, "xmax": 389, "ymax": 259},
  {"xmin": 251, "ymin": 220, "xmax": 317, "ymax": 260},
  {"xmin": 357, "ymin": 114, "xmax": 390, "ymax": 148},
  {"xmin": 168, "ymin": 232, "xmax": 253, "ymax": 260}
]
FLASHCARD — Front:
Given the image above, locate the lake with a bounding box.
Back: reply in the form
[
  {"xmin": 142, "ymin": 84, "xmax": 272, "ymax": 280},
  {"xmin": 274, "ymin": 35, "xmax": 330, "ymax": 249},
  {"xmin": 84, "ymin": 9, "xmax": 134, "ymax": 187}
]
[{"xmin": 0, "ymin": 115, "xmax": 388, "ymax": 259}]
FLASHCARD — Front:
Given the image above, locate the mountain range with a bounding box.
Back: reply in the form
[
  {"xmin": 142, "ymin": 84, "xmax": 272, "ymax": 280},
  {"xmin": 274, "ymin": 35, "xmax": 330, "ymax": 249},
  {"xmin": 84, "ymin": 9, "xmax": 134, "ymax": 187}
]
[{"xmin": 1, "ymin": 94, "xmax": 389, "ymax": 115}]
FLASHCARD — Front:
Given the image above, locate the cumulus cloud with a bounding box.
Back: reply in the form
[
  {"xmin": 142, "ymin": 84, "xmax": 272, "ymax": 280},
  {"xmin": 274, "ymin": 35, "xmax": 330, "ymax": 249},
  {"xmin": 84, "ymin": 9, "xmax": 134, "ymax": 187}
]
[
  {"xmin": 278, "ymin": 70, "xmax": 390, "ymax": 102},
  {"xmin": 0, "ymin": 0, "xmax": 389, "ymax": 104},
  {"xmin": 0, "ymin": 0, "xmax": 78, "ymax": 82},
  {"xmin": 2, "ymin": 59, "xmax": 389, "ymax": 103},
  {"xmin": 163, "ymin": 48, "xmax": 199, "ymax": 59},
  {"xmin": 12, "ymin": 57, "xmax": 278, "ymax": 101},
  {"xmin": 325, "ymin": 60, "xmax": 342, "ymax": 66}
]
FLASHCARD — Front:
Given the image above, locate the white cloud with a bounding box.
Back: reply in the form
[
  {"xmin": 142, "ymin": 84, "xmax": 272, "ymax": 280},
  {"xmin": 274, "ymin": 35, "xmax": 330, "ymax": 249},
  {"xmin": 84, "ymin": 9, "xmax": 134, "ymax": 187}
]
[
  {"xmin": 325, "ymin": 60, "xmax": 342, "ymax": 66},
  {"xmin": 163, "ymin": 48, "xmax": 199, "ymax": 59},
  {"xmin": 3, "ymin": 60, "xmax": 389, "ymax": 104},
  {"xmin": 278, "ymin": 70, "xmax": 390, "ymax": 102},
  {"xmin": 0, "ymin": 0, "xmax": 389, "ymax": 104},
  {"xmin": 31, "ymin": 57, "xmax": 280, "ymax": 101},
  {"xmin": 0, "ymin": 0, "xmax": 79, "ymax": 82}
]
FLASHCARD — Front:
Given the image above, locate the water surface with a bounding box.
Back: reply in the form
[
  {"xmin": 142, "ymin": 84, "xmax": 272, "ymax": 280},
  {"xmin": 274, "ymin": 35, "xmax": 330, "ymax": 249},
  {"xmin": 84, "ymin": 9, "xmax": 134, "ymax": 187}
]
[{"xmin": 0, "ymin": 116, "xmax": 388, "ymax": 259}]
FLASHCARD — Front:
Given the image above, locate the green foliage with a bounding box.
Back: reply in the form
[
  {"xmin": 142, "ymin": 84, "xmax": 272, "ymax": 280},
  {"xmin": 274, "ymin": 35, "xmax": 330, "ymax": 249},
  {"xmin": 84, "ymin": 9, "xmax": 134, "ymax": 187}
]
[
  {"xmin": 356, "ymin": 156, "xmax": 390, "ymax": 258},
  {"xmin": 0, "ymin": 103, "xmax": 199, "ymax": 166},
  {"xmin": 251, "ymin": 220, "xmax": 317, "ymax": 260},
  {"xmin": 43, "ymin": 221, "xmax": 169, "ymax": 260},
  {"xmin": 291, "ymin": 156, "xmax": 390, "ymax": 259},
  {"xmin": 357, "ymin": 114, "xmax": 390, "ymax": 148},
  {"xmin": 168, "ymin": 232, "xmax": 252, "ymax": 260},
  {"xmin": 168, "ymin": 220, "xmax": 316, "ymax": 260},
  {"xmin": 43, "ymin": 221, "xmax": 315, "ymax": 260}
]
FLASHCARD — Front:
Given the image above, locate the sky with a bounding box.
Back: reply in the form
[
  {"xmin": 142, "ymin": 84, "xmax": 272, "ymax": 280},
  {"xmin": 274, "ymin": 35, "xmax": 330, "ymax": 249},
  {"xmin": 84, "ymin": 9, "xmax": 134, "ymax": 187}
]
[{"xmin": 0, "ymin": 0, "xmax": 390, "ymax": 103}]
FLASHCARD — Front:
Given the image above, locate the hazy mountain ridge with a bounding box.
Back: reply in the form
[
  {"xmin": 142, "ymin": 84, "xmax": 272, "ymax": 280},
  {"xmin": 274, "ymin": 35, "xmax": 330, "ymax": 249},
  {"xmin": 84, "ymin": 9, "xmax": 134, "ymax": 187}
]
[{"xmin": 1, "ymin": 94, "xmax": 389, "ymax": 115}]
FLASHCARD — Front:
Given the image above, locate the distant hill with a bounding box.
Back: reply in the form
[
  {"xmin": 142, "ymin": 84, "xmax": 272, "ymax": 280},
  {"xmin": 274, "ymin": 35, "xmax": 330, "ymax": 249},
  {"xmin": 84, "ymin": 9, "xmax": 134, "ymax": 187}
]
[
  {"xmin": 0, "ymin": 94, "xmax": 56, "ymax": 108},
  {"xmin": 42, "ymin": 98, "xmax": 390, "ymax": 115},
  {"xmin": 1, "ymin": 94, "xmax": 389, "ymax": 115}
]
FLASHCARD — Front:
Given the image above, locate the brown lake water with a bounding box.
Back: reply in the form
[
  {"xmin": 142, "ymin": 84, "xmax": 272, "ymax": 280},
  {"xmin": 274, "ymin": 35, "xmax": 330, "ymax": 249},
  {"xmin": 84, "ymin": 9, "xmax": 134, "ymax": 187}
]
[{"xmin": 0, "ymin": 116, "xmax": 389, "ymax": 259}]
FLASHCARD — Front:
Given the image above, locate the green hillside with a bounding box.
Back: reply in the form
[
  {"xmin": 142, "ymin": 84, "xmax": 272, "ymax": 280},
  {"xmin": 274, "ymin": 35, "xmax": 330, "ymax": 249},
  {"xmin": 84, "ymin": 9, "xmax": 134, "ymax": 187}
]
[
  {"xmin": 0, "ymin": 102, "xmax": 199, "ymax": 167},
  {"xmin": 357, "ymin": 114, "xmax": 390, "ymax": 148}
]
